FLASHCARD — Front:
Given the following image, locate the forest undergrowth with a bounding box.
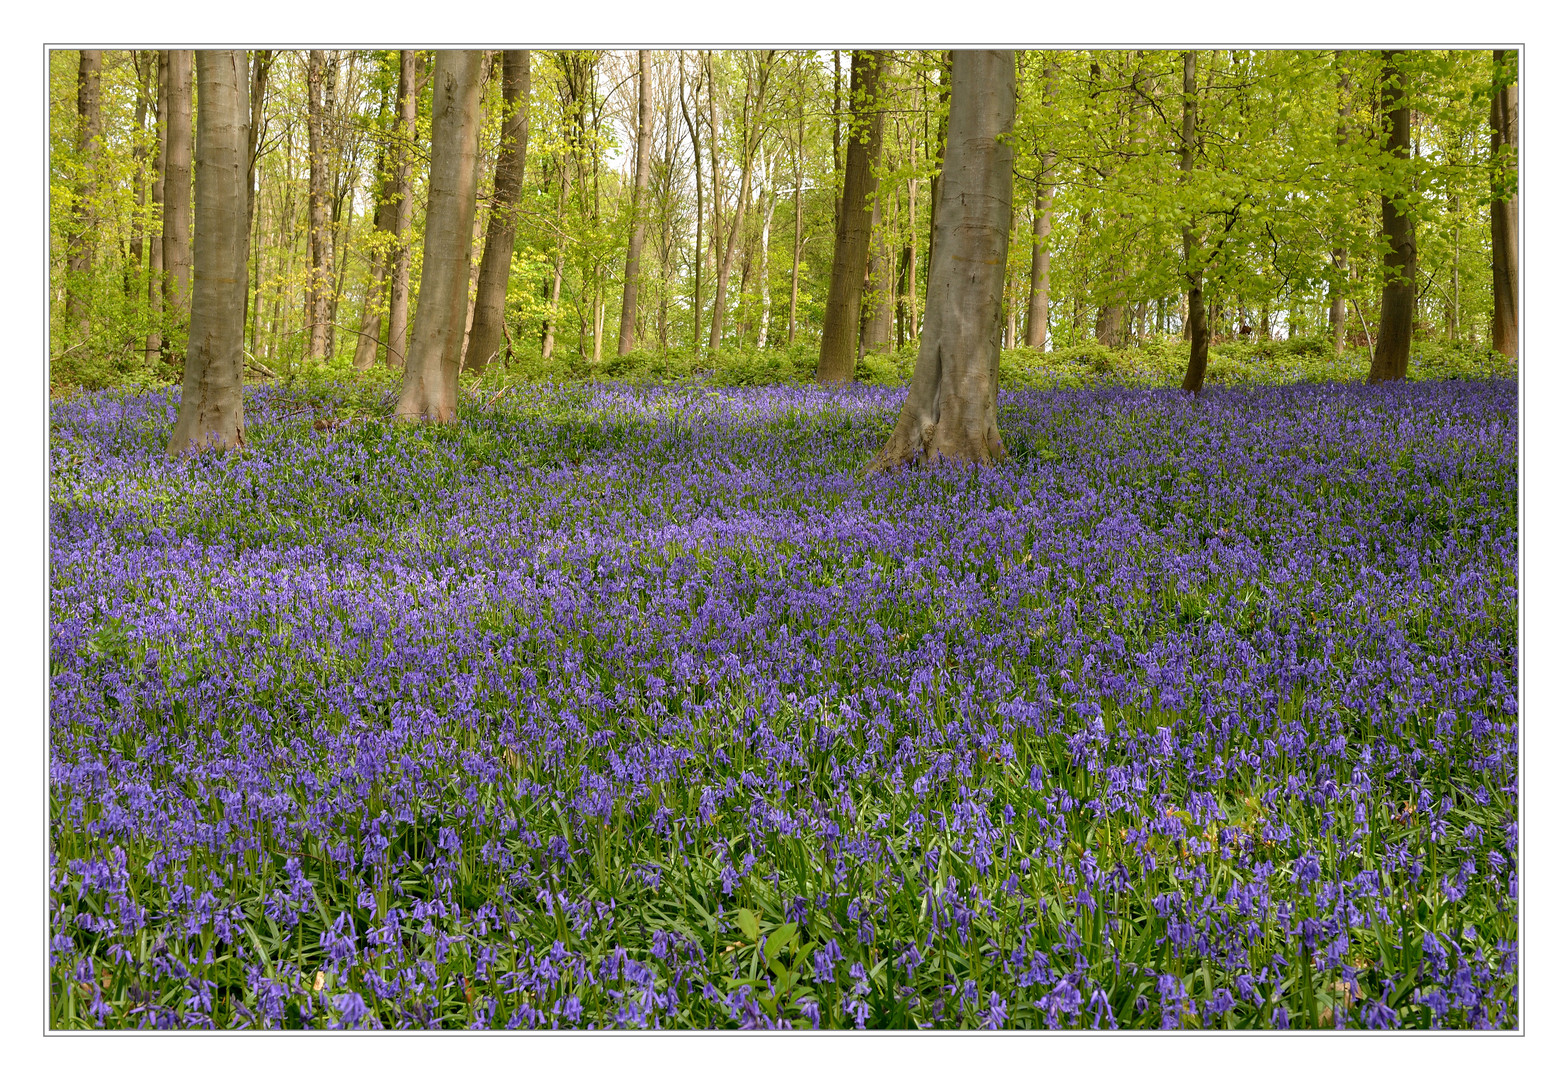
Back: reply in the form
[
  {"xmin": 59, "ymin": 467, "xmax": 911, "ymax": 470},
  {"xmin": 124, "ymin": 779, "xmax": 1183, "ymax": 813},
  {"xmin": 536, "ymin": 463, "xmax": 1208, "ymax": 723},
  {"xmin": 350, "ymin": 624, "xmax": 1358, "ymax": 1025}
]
[{"xmin": 49, "ymin": 375, "xmax": 1517, "ymax": 1028}]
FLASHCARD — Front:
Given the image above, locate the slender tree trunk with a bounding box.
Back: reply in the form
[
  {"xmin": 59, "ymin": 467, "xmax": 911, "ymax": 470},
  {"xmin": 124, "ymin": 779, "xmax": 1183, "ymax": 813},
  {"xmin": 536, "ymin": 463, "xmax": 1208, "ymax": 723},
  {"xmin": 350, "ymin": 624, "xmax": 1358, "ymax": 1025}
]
[
  {"xmin": 162, "ymin": 50, "xmax": 194, "ymax": 362},
  {"xmin": 465, "ymin": 50, "xmax": 531, "ymax": 373},
  {"xmin": 861, "ymin": 181, "xmax": 894, "ymax": 354},
  {"xmin": 679, "ymin": 55, "xmax": 704, "ymax": 351},
  {"xmin": 169, "ymin": 50, "xmax": 250, "ymax": 456},
  {"xmin": 1023, "ymin": 157, "xmax": 1055, "ymax": 349},
  {"xmin": 817, "ymin": 49, "xmax": 885, "ymax": 383},
  {"xmin": 1329, "ymin": 53, "xmax": 1352, "ymax": 356},
  {"xmin": 788, "ymin": 90, "xmax": 805, "ymax": 344},
  {"xmin": 756, "ymin": 165, "xmax": 778, "ymax": 348},
  {"xmin": 1368, "ymin": 51, "xmax": 1415, "ymax": 385},
  {"xmin": 903, "ymin": 133, "xmax": 919, "ymax": 345},
  {"xmin": 395, "ymin": 50, "xmax": 485, "ymax": 423},
  {"xmin": 1179, "ymin": 51, "xmax": 1211, "ymax": 395},
  {"xmin": 616, "ymin": 49, "xmax": 654, "ymax": 356},
  {"xmin": 127, "ymin": 53, "xmax": 152, "ymax": 299},
  {"xmin": 64, "ymin": 49, "xmax": 102, "ymax": 342},
  {"xmin": 305, "ymin": 51, "xmax": 331, "ymax": 362},
  {"xmin": 924, "ymin": 51, "xmax": 951, "ymax": 286},
  {"xmin": 870, "ymin": 50, "xmax": 1014, "ymax": 470},
  {"xmin": 1023, "ymin": 61, "xmax": 1056, "ymax": 350},
  {"xmin": 242, "ymin": 51, "xmax": 272, "ymax": 343},
  {"xmin": 386, "ymin": 50, "xmax": 419, "ymax": 369},
  {"xmin": 1490, "ymin": 48, "xmax": 1518, "ymax": 359},
  {"xmin": 353, "ymin": 136, "xmax": 397, "ymax": 372},
  {"xmin": 148, "ymin": 50, "xmax": 169, "ymax": 368}
]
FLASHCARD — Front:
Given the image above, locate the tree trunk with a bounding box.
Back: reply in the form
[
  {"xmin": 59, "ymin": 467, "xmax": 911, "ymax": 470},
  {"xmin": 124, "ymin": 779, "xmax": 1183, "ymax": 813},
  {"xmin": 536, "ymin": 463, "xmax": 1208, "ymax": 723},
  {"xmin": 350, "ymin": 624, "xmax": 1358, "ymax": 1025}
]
[
  {"xmin": 386, "ymin": 50, "xmax": 419, "ymax": 369},
  {"xmin": 616, "ymin": 49, "xmax": 654, "ymax": 356},
  {"xmin": 1490, "ymin": 48, "xmax": 1518, "ymax": 359},
  {"xmin": 870, "ymin": 49, "xmax": 1014, "ymax": 471},
  {"xmin": 127, "ymin": 52, "xmax": 153, "ymax": 299},
  {"xmin": 679, "ymin": 55, "xmax": 704, "ymax": 351},
  {"xmin": 756, "ymin": 163, "xmax": 778, "ymax": 348},
  {"xmin": 64, "ymin": 49, "xmax": 102, "ymax": 341},
  {"xmin": 465, "ymin": 50, "xmax": 531, "ymax": 373},
  {"xmin": 162, "ymin": 50, "xmax": 194, "ymax": 361},
  {"xmin": 352, "ymin": 130, "xmax": 397, "ymax": 372},
  {"xmin": 816, "ymin": 49, "xmax": 885, "ymax": 383},
  {"xmin": 1023, "ymin": 158, "xmax": 1055, "ymax": 349},
  {"xmin": 1368, "ymin": 51, "xmax": 1415, "ymax": 385},
  {"xmin": 861, "ymin": 180, "xmax": 894, "ymax": 354},
  {"xmin": 1329, "ymin": 53, "xmax": 1352, "ymax": 356},
  {"xmin": 168, "ymin": 51, "xmax": 250, "ymax": 456},
  {"xmin": 305, "ymin": 51, "xmax": 331, "ymax": 362},
  {"xmin": 1178, "ymin": 51, "xmax": 1211, "ymax": 395},
  {"xmin": 145, "ymin": 53, "xmax": 167, "ymax": 368},
  {"xmin": 394, "ymin": 50, "xmax": 484, "ymax": 423},
  {"xmin": 788, "ymin": 88, "xmax": 805, "ymax": 344},
  {"xmin": 709, "ymin": 54, "xmax": 773, "ymax": 351}
]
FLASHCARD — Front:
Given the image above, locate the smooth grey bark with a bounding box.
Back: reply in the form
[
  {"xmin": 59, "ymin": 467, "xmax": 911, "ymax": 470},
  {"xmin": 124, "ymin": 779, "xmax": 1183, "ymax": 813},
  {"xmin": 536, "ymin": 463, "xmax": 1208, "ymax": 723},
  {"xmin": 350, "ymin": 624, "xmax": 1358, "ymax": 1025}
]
[
  {"xmin": 709, "ymin": 53, "xmax": 774, "ymax": 350},
  {"xmin": 816, "ymin": 49, "xmax": 885, "ymax": 383},
  {"xmin": 1329, "ymin": 52, "xmax": 1352, "ymax": 356},
  {"xmin": 861, "ymin": 181, "xmax": 894, "ymax": 354},
  {"xmin": 146, "ymin": 53, "xmax": 167, "ymax": 367},
  {"xmin": 1022, "ymin": 61, "xmax": 1056, "ymax": 350},
  {"xmin": 305, "ymin": 50, "xmax": 331, "ymax": 362},
  {"xmin": 1368, "ymin": 51, "xmax": 1415, "ymax": 385},
  {"xmin": 386, "ymin": 50, "xmax": 420, "ymax": 369},
  {"xmin": 870, "ymin": 49, "xmax": 1014, "ymax": 471},
  {"xmin": 168, "ymin": 51, "xmax": 250, "ymax": 456},
  {"xmin": 1490, "ymin": 48, "xmax": 1518, "ymax": 359},
  {"xmin": 1178, "ymin": 51, "xmax": 1211, "ymax": 395},
  {"xmin": 678, "ymin": 55, "xmax": 704, "ymax": 351},
  {"xmin": 395, "ymin": 50, "xmax": 484, "ymax": 423},
  {"xmin": 616, "ymin": 49, "xmax": 654, "ymax": 356},
  {"xmin": 65, "ymin": 49, "xmax": 102, "ymax": 340},
  {"xmin": 127, "ymin": 52, "xmax": 153, "ymax": 297},
  {"xmin": 465, "ymin": 50, "xmax": 531, "ymax": 373},
  {"xmin": 162, "ymin": 50, "xmax": 193, "ymax": 352}
]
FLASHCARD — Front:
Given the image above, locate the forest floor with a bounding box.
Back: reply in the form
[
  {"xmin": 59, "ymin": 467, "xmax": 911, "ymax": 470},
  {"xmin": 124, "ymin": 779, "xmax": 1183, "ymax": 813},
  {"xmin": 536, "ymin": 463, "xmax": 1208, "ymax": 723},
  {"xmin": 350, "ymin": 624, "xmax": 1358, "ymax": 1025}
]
[{"xmin": 48, "ymin": 375, "xmax": 1517, "ymax": 1029}]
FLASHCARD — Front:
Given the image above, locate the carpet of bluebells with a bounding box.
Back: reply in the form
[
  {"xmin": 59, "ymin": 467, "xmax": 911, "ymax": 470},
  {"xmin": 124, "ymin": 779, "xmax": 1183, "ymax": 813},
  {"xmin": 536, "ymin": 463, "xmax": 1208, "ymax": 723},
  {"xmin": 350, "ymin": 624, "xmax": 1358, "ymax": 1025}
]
[{"xmin": 48, "ymin": 377, "xmax": 1518, "ymax": 1029}]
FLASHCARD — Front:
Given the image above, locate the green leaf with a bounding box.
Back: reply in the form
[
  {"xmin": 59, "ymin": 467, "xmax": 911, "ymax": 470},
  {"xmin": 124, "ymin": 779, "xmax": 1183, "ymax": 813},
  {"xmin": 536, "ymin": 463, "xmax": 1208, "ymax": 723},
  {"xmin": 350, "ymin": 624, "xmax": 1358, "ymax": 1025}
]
[{"xmin": 735, "ymin": 908, "xmax": 760, "ymax": 942}]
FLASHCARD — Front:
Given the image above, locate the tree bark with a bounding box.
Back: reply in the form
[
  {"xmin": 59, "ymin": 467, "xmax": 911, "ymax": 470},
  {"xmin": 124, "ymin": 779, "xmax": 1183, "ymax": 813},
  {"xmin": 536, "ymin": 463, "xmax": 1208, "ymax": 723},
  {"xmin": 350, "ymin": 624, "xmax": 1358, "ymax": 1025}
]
[
  {"xmin": 869, "ymin": 50, "xmax": 1014, "ymax": 471},
  {"xmin": 395, "ymin": 50, "xmax": 485, "ymax": 423},
  {"xmin": 127, "ymin": 52, "xmax": 153, "ymax": 299},
  {"xmin": 1368, "ymin": 51, "xmax": 1415, "ymax": 385},
  {"xmin": 386, "ymin": 50, "xmax": 420, "ymax": 369},
  {"xmin": 162, "ymin": 50, "xmax": 194, "ymax": 359},
  {"xmin": 788, "ymin": 85, "xmax": 805, "ymax": 344},
  {"xmin": 678, "ymin": 55, "xmax": 704, "ymax": 352},
  {"xmin": 1178, "ymin": 51, "xmax": 1211, "ymax": 395},
  {"xmin": 816, "ymin": 49, "xmax": 885, "ymax": 383},
  {"xmin": 146, "ymin": 53, "xmax": 167, "ymax": 367},
  {"xmin": 616, "ymin": 49, "xmax": 654, "ymax": 356},
  {"xmin": 168, "ymin": 51, "xmax": 250, "ymax": 456},
  {"xmin": 464, "ymin": 50, "xmax": 531, "ymax": 373},
  {"xmin": 1023, "ymin": 159, "xmax": 1055, "ymax": 349},
  {"xmin": 305, "ymin": 50, "xmax": 331, "ymax": 362},
  {"xmin": 1490, "ymin": 48, "xmax": 1518, "ymax": 359},
  {"xmin": 709, "ymin": 54, "xmax": 773, "ymax": 351},
  {"xmin": 861, "ymin": 180, "xmax": 894, "ymax": 354},
  {"xmin": 1329, "ymin": 53, "xmax": 1352, "ymax": 356},
  {"xmin": 64, "ymin": 49, "xmax": 102, "ymax": 341}
]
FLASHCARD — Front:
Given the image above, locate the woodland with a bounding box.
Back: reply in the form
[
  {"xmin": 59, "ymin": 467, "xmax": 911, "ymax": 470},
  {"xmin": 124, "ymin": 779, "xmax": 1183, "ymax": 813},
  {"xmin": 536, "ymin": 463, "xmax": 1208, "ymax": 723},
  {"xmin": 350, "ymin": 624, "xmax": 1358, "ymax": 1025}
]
[{"xmin": 49, "ymin": 49, "xmax": 1518, "ymax": 1031}]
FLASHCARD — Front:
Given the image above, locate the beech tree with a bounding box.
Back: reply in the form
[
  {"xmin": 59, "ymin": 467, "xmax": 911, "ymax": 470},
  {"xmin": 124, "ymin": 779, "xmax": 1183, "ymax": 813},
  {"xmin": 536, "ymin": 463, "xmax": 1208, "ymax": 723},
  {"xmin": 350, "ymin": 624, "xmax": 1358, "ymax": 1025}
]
[
  {"xmin": 870, "ymin": 49, "xmax": 1014, "ymax": 470},
  {"xmin": 816, "ymin": 50, "xmax": 885, "ymax": 383},
  {"xmin": 162, "ymin": 50, "xmax": 193, "ymax": 360},
  {"xmin": 64, "ymin": 50, "xmax": 102, "ymax": 340},
  {"xmin": 168, "ymin": 50, "xmax": 250, "ymax": 456},
  {"xmin": 1368, "ymin": 51, "xmax": 1415, "ymax": 384},
  {"xmin": 465, "ymin": 50, "xmax": 531, "ymax": 373},
  {"xmin": 1489, "ymin": 49, "xmax": 1518, "ymax": 359},
  {"xmin": 616, "ymin": 49, "xmax": 654, "ymax": 356},
  {"xmin": 394, "ymin": 50, "xmax": 484, "ymax": 423}
]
